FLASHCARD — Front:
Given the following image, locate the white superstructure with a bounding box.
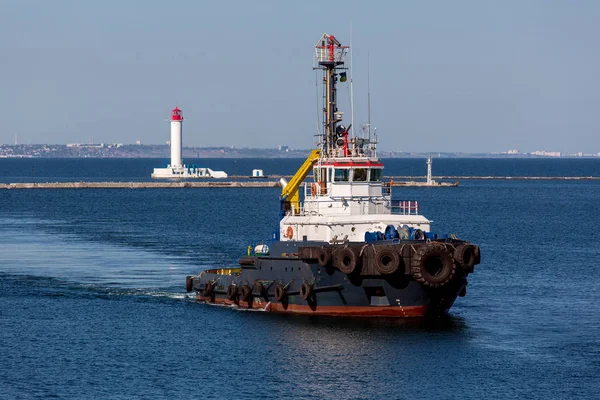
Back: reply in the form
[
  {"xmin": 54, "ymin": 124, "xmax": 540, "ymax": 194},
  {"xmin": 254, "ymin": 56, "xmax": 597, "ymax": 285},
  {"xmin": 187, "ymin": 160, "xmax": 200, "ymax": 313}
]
[
  {"xmin": 278, "ymin": 34, "xmax": 430, "ymax": 243},
  {"xmin": 280, "ymin": 157, "xmax": 431, "ymax": 243}
]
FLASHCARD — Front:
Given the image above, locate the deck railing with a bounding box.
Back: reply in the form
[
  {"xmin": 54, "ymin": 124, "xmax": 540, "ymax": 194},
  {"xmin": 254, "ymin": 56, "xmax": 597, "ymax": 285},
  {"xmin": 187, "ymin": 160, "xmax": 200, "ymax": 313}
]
[{"xmin": 390, "ymin": 200, "xmax": 419, "ymax": 215}]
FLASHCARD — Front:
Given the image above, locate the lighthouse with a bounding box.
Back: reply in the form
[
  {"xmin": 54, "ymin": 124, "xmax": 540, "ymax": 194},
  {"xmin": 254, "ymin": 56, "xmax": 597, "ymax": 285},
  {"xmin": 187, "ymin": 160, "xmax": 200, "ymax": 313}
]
[
  {"xmin": 151, "ymin": 106, "xmax": 228, "ymax": 179},
  {"xmin": 170, "ymin": 106, "xmax": 183, "ymax": 167}
]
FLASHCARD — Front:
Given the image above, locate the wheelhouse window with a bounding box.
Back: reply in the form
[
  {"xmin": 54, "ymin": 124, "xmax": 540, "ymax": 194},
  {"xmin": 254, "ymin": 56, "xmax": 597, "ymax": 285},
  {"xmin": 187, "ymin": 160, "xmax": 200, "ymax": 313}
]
[
  {"xmin": 334, "ymin": 168, "xmax": 350, "ymax": 182},
  {"xmin": 369, "ymin": 168, "xmax": 383, "ymax": 182},
  {"xmin": 314, "ymin": 168, "xmax": 328, "ymax": 184},
  {"xmin": 353, "ymin": 168, "xmax": 367, "ymax": 182},
  {"xmin": 314, "ymin": 168, "xmax": 322, "ymax": 182}
]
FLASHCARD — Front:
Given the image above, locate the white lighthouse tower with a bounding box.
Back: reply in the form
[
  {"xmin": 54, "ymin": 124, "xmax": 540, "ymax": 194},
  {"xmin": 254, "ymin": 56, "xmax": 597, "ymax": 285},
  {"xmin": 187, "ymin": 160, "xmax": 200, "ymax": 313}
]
[
  {"xmin": 426, "ymin": 155, "xmax": 434, "ymax": 185},
  {"xmin": 151, "ymin": 106, "xmax": 228, "ymax": 179},
  {"xmin": 170, "ymin": 106, "xmax": 183, "ymax": 167}
]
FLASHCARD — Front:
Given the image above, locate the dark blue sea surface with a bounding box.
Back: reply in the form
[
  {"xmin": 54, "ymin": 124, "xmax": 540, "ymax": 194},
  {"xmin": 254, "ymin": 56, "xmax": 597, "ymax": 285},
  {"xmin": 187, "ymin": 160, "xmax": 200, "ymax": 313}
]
[
  {"xmin": 1, "ymin": 158, "xmax": 599, "ymax": 399},
  {"xmin": 2, "ymin": 157, "xmax": 600, "ymax": 183}
]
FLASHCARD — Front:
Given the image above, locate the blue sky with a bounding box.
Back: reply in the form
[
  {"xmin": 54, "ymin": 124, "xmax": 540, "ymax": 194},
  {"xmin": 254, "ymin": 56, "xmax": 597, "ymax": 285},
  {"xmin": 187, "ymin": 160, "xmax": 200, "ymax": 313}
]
[{"xmin": 1, "ymin": 0, "xmax": 599, "ymax": 153}]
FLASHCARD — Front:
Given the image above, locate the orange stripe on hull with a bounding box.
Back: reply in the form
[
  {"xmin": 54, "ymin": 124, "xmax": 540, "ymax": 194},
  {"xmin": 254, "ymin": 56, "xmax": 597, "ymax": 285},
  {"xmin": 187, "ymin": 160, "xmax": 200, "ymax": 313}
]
[{"xmin": 196, "ymin": 295, "xmax": 427, "ymax": 317}]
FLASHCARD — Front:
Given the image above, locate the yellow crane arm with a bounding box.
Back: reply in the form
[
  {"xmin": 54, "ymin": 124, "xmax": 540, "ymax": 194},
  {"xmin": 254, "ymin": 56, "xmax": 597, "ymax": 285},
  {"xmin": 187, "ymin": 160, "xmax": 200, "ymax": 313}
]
[{"xmin": 280, "ymin": 149, "xmax": 321, "ymax": 215}]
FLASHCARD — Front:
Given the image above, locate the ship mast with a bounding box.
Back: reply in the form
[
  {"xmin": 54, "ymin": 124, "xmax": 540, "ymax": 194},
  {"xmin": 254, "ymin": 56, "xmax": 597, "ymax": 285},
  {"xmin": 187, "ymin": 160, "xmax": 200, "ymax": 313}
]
[{"xmin": 315, "ymin": 33, "xmax": 349, "ymax": 158}]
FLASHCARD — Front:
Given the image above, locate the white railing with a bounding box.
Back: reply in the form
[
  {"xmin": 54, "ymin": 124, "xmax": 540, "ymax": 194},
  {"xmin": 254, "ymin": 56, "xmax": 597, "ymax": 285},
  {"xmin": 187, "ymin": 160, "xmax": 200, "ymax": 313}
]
[
  {"xmin": 303, "ymin": 182, "xmax": 328, "ymax": 198},
  {"xmin": 315, "ymin": 47, "xmax": 347, "ymax": 64}
]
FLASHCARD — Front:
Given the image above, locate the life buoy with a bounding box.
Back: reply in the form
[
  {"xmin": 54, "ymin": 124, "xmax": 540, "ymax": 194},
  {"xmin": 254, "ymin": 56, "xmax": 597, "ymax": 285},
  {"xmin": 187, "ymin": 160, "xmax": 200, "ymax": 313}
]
[
  {"xmin": 454, "ymin": 244, "xmax": 476, "ymax": 272},
  {"xmin": 316, "ymin": 246, "xmax": 332, "ymax": 267},
  {"xmin": 336, "ymin": 246, "xmax": 361, "ymax": 275},
  {"xmin": 300, "ymin": 282, "xmax": 313, "ymax": 301},
  {"xmin": 226, "ymin": 284, "xmax": 238, "ymax": 300},
  {"xmin": 240, "ymin": 284, "xmax": 253, "ymax": 302},
  {"xmin": 286, "ymin": 226, "xmax": 294, "ymax": 239},
  {"xmin": 185, "ymin": 276, "xmax": 193, "ymax": 293},
  {"xmin": 311, "ymin": 183, "xmax": 317, "ymax": 196},
  {"xmin": 411, "ymin": 244, "xmax": 455, "ymax": 288},
  {"xmin": 375, "ymin": 247, "xmax": 401, "ymax": 275},
  {"xmin": 274, "ymin": 284, "xmax": 287, "ymax": 301},
  {"xmin": 203, "ymin": 281, "xmax": 213, "ymax": 297}
]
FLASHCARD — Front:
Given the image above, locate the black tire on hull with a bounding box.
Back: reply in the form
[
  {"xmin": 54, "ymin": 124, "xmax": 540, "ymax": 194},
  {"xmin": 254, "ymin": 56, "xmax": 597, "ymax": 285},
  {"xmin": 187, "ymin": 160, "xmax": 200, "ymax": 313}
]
[
  {"xmin": 337, "ymin": 246, "xmax": 361, "ymax": 275},
  {"xmin": 374, "ymin": 247, "xmax": 401, "ymax": 275},
  {"xmin": 454, "ymin": 244, "xmax": 476, "ymax": 272},
  {"xmin": 254, "ymin": 281, "xmax": 266, "ymax": 298},
  {"xmin": 203, "ymin": 281, "xmax": 213, "ymax": 297},
  {"xmin": 240, "ymin": 285, "xmax": 253, "ymax": 302},
  {"xmin": 474, "ymin": 245, "xmax": 481, "ymax": 265},
  {"xmin": 316, "ymin": 246, "xmax": 332, "ymax": 267},
  {"xmin": 411, "ymin": 244, "xmax": 455, "ymax": 288},
  {"xmin": 300, "ymin": 282, "xmax": 313, "ymax": 301},
  {"xmin": 226, "ymin": 284, "xmax": 238, "ymax": 301},
  {"xmin": 185, "ymin": 276, "xmax": 193, "ymax": 293},
  {"xmin": 274, "ymin": 285, "xmax": 286, "ymax": 301}
]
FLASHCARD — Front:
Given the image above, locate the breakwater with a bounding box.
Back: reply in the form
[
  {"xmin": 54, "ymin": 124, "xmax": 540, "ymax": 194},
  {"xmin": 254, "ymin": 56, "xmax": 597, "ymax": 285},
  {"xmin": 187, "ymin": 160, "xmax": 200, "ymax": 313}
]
[
  {"xmin": 232, "ymin": 174, "xmax": 600, "ymax": 181},
  {"xmin": 388, "ymin": 176, "xmax": 600, "ymax": 180},
  {"xmin": 0, "ymin": 181, "xmax": 281, "ymax": 189},
  {"xmin": 2, "ymin": 176, "xmax": 599, "ymax": 190}
]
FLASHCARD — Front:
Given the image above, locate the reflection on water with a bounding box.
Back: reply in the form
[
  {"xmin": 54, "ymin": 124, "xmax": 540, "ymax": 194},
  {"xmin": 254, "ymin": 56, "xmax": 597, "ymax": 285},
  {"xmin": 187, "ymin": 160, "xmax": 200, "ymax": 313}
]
[{"xmin": 254, "ymin": 312, "xmax": 469, "ymax": 333}]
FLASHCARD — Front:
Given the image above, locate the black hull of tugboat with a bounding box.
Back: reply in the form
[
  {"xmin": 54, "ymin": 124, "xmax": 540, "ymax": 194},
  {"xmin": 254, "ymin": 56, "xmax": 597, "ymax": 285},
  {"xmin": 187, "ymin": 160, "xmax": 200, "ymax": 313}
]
[{"xmin": 188, "ymin": 240, "xmax": 478, "ymax": 318}]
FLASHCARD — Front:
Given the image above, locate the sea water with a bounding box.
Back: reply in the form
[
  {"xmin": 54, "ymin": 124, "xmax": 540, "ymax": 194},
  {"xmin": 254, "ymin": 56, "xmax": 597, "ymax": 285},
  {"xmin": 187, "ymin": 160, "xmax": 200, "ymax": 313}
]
[{"xmin": 1, "ymin": 158, "xmax": 599, "ymax": 399}]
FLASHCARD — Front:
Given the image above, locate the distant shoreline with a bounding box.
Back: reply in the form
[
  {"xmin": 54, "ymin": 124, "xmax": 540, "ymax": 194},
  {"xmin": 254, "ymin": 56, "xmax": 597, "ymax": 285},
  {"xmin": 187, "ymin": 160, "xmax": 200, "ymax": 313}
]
[{"xmin": 1, "ymin": 144, "xmax": 599, "ymax": 160}]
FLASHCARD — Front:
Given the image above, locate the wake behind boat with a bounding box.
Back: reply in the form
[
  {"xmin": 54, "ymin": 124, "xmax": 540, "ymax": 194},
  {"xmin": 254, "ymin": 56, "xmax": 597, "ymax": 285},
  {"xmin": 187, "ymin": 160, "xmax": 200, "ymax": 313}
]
[{"xmin": 186, "ymin": 33, "xmax": 481, "ymax": 317}]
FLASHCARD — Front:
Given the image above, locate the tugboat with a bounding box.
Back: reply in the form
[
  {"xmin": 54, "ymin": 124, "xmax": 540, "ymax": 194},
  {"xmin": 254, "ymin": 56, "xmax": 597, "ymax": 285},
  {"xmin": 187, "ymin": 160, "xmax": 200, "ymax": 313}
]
[{"xmin": 186, "ymin": 33, "xmax": 481, "ymax": 317}]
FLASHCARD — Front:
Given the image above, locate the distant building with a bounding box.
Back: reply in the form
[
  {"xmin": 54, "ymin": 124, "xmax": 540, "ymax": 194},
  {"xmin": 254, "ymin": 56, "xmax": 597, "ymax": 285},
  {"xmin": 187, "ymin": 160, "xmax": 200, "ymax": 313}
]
[
  {"xmin": 507, "ymin": 149, "xmax": 520, "ymax": 154},
  {"xmin": 136, "ymin": 140, "xmax": 141, "ymax": 145},
  {"xmin": 531, "ymin": 150, "xmax": 561, "ymax": 157},
  {"xmin": 67, "ymin": 143, "xmax": 105, "ymax": 148},
  {"xmin": 279, "ymin": 145, "xmax": 289, "ymax": 151}
]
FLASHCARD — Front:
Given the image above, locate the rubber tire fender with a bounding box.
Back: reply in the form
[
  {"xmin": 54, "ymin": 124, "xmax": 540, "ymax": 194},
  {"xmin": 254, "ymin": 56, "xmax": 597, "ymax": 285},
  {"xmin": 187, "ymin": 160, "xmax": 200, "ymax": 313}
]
[
  {"xmin": 454, "ymin": 244, "xmax": 476, "ymax": 272},
  {"xmin": 274, "ymin": 284, "xmax": 286, "ymax": 301},
  {"xmin": 337, "ymin": 246, "xmax": 361, "ymax": 275},
  {"xmin": 300, "ymin": 282, "xmax": 313, "ymax": 301},
  {"xmin": 473, "ymin": 246, "xmax": 481, "ymax": 265},
  {"xmin": 240, "ymin": 284, "xmax": 253, "ymax": 302},
  {"xmin": 411, "ymin": 244, "xmax": 455, "ymax": 288},
  {"xmin": 185, "ymin": 276, "xmax": 193, "ymax": 293},
  {"xmin": 203, "ymin": 281, "xmax": 213, "ymax": 297},
  {"xmin": 316, "ymin": 246, "xmax": 332, "ymax": 267},
  {"xmin": 374, "ymin": 247, "xmax": 401, "ymax": 275},
  {"xmin": 254, "ymin": 281, "xmax": 266, "ymax": 298},
  {"xmin": 226, "ymin": 284, "xmax": 238, "ymax": 301}
]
